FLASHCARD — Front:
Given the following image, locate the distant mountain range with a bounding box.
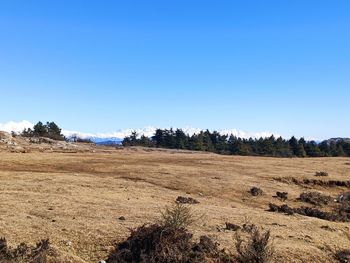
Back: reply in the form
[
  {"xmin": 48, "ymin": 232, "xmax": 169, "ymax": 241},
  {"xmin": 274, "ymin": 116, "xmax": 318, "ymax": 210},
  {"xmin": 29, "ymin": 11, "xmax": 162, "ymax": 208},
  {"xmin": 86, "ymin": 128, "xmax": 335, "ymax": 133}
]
[
  {"xmin": 1, "ymin": 120, "xmax": 348, "ymax": 145},
  {"xmin": 90, "ymin": 137, "xmax": 123, "ymax": 145}
]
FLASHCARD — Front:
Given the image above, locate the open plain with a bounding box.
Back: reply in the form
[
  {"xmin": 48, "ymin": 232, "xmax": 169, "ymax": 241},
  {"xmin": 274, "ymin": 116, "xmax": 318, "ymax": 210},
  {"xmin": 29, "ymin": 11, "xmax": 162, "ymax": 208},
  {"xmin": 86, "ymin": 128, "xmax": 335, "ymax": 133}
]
[{"xmin": 1, "ymin": 145, "xmax": 350, "ymax": 262}]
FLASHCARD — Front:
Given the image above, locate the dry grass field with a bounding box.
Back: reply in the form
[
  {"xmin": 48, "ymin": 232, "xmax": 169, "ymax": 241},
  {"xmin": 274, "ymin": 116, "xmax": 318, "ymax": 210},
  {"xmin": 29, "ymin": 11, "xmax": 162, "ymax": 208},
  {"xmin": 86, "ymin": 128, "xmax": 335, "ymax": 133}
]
[{"xmin": 1, "ymin": 146, "xmax": 350, "ymax": 262}]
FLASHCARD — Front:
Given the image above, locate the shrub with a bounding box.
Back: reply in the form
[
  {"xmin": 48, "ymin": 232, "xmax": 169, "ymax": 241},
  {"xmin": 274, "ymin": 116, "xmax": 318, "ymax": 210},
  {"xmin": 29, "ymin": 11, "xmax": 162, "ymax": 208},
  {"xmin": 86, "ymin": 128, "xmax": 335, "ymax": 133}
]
[
  {"xmin": 176, "ymin": 196, "xmax": 200, "ymax": 204},
  {"xmin": 269, "ymin": 203, "xmax": 350, "ymax": 222},
  {"xmin": 0, "ymin": 238, "xmax": 51, "ymax": 262},
  {"xmin": 299, "ymin": 192, "xmax": 333, "ymax": 206},
  {"xmin": 334, "ymin": 249, "xmax": 350, "ymax": 263},
  {"xmin": 250, "ymin": 187, "xmax": 263, "ymax": 196},
  {"xmin": 160, "ymin": 203, "xmax": 199, "ymax": 229},
  {"xmin": 235, "ymin": 225, "xmax": 274, "ymax": 263},
  {"xmin": 106, "ymin": 204, "xmax": 233, "ymax": 263},
  {"xmin": 225, "ymin": 223, "xmax": 241, "ymax": 231},
  {"xmin": 275, "ymin": 192, "xmax": 288, "ymax": 201},
  {"xmin": 337, "ymin": 192, "xmax": 350, "ymax": 202},
  {"xmin": 315, "ymin": 171, "xmax": 329, "ymax": 177}
]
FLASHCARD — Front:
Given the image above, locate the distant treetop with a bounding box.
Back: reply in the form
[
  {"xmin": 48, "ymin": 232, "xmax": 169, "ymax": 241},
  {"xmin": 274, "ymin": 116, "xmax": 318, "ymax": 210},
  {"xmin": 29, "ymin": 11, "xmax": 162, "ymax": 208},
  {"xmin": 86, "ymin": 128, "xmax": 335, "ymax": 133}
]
[{"xmin": 21, "ymin": 121, "xmax": 65, "ymax": 141}]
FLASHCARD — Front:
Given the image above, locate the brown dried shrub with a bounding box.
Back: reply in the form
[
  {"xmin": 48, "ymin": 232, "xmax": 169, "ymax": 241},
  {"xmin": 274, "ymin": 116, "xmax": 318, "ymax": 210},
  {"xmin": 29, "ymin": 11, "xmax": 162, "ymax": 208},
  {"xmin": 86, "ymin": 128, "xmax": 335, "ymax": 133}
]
[
  {"xmin": 106, "ymin": 204, "xmax": 233, "ymax": 263},
  {"xmin": 315, "ymin": 171, "xmax": 329, "ymax": 177},
  {"xmin": 299, "ymin": 192, "xmax": 333, "ymax": 206},
  {"xmin": 0, "ymin": 238, "xmax": 51, "ymax": 263},
  {"xmin": 250, "ymin": 187, "xmax": 263, "ymax": 196},
  {"xmin": 334, "ymin": 249, "xmax": 350, "ymax": 263},
  {"xmin": 268, "ymin": 203, "xmax": 350, "ymax": 222},
  {"xmin": 176, "ymin": 196, "xmax": 200, "ymax": 204},
  {"xmin": 235, "ymin": 225, "xmax": 274, "ymax": 263},
  {"xmin": 275, "ymin": 192, "xmax": 288, "ymax": 201}
]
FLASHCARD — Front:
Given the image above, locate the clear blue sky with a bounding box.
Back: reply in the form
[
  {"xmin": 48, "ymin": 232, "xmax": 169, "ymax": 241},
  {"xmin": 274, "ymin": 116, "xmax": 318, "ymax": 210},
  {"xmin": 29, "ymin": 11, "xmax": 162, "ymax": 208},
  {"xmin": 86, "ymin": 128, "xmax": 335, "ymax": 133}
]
[{"xmin": 0, "ymin": 0, "xmax": 349, "ymax": 139}]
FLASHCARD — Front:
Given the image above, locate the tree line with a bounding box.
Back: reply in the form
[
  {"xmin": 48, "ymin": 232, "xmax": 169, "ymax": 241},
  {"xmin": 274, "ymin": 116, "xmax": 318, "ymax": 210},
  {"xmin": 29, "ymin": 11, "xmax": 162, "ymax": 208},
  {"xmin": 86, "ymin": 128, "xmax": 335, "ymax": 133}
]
[
  {"xmin": 123, "ymin": 128, "xmax": 350, "ymax": 157},
  {"xmin": 21, "ymin": 121, "xmax": 65, "ymax": 141}
]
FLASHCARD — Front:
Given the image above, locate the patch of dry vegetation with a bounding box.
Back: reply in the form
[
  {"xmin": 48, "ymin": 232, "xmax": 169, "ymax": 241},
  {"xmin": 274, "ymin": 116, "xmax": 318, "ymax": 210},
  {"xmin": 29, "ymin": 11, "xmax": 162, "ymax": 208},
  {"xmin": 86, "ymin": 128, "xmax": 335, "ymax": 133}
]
[
  {"xmin": 268, "ymin": 202, "xmax": 350, "ymax": 222},
  {"xmin": 106, "ymin": 204, "xmax": 234, "ymax": 263},
  {"xmin": 235, "ymin": 226, "xmax": 274, "ymax": 263}
]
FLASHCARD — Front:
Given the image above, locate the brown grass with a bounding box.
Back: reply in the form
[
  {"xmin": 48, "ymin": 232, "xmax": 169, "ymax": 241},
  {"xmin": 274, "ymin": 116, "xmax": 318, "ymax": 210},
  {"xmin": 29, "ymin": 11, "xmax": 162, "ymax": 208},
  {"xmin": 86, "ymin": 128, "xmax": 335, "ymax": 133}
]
[{"xmin": 0, "ymin": 147, "xmax": 350, "ymax": 262}]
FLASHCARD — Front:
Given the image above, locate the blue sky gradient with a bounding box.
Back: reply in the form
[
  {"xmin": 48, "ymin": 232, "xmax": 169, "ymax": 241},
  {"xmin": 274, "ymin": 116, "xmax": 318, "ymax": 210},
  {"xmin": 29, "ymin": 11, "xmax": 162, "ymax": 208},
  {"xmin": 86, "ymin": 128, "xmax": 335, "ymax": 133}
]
[{"xmin": 0, "ymin": 1, "xmax": 349, "ymax": 139}]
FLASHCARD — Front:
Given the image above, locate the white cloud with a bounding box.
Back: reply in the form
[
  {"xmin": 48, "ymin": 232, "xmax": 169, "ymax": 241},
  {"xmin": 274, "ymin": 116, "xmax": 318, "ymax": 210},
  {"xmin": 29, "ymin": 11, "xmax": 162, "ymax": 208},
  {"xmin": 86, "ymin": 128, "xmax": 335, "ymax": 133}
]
[
  {"xmin": 0, "ymin": 120, "xmax": 281, "ymax": 140},
  {"xmin": 0, "ymin": 120, "xmax": 34, "ymax": 133}
]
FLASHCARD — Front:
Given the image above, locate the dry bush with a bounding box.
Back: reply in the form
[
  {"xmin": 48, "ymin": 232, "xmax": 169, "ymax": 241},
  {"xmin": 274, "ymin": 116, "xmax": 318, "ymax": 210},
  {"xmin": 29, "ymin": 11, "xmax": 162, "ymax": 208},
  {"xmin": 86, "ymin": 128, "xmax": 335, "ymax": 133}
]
[
  {"xmin": 269, "ymin": 203, "xmax": 350, "ymax": 222},
  {"xmin": 0, "ymin": 238, "xmax": 50, "ymax": 263},
  {"xmin": 235, "ymin": 225, "xmax": 274, "ymax": 263},
  {"xmin": 315, "ymin": 171, "xmax": 329, "ymax": 177},
  {"xmin": 225, "ymin": 223, "xmax": 241, "ymax": 231},
  {"xmin": 275, "ymin": 192, "xmax": 288, "ymax": 201},
  {"xmin": 106, "ymin": 204, "xmax": 233, "ymax": 263},
  {"xmin": 338, "ymin": 192, "xmax": 350, "ymax": 203},
  {"xmin": 250, "ymin": 187, "xmax": 263, "ymax": 196},
  {"xmin": 159, "ymin": 203, "xmax": 200, "ymax": 229},
  {"xmin": 274, "ymin": 177, "xmax": 350, "ymax": 188},
  {"xmin": 299, "ymin": 192, "xmax": 333, "ymax": 206},
  {"xmin": 176, "ymin": 196, "xmax": 200, "ymax": 204},
  {"xmin": 334, "ymin": 249, "xmax": 350, "ymax": 262}
]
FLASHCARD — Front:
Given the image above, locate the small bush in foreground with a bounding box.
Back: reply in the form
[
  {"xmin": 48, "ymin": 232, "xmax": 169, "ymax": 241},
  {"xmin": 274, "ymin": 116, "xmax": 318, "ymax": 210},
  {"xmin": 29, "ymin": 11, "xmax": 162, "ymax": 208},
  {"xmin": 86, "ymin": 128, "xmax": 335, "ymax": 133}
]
[
  {"xmin": 235, "ymin": 226, "xmax": 274, "ymax": 263},
  {"xmin": 334, "ymin": 249, "xmax": 350, "ymax": 263},
  {"xmin": 106, "ymin": 224, "xmax": 232, "ymax": 263},
  {"xmin": 160, "ymin": 203, "xmax": 199, "ymax": 229},
  {"xmin": 0, "ymin": 238, "xmax": 50, "ymax": 263},
  {"xmin": 106, "ymin": 204, "xmax": 233, "ymax": 263}
]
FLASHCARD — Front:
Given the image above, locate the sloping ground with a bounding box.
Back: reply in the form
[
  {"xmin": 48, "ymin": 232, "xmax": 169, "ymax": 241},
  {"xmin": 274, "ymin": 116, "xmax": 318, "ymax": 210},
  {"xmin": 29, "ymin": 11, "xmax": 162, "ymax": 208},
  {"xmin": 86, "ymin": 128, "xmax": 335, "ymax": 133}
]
[
  {"xmin": 0, "ymin": 144, "xmax": 350, "ymax": 262},
  {"xmin": 0, "ymin": 132, "xmax": 98, "ymax": 153}
]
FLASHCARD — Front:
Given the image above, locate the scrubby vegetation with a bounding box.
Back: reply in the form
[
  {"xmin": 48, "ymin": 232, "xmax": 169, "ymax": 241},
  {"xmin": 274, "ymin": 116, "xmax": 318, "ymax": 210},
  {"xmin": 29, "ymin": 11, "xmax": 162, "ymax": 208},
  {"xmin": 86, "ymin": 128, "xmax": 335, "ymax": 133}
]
[
  {"xmin": 176, "ymin": 196, "xmax": 200, "ymax": 204},
  {"xmin": 315, "ymin": 171, "xmax": 329, "ymax": 177},
  {"xmin": 106, "ymin": 204, "xmax": 233, "ymax": 263},
  {"xmin": 105, "ymin": 203, "xmax": 276, "ymax": 263},
  {"xmin": 250, "ymin": 187, "xmax": 263, "ymax": 196},
  {"xmin": 298, "ymin": 192, "xmax": 333, "ymax": 206},
  {"xmin": 0, "ymin": 238, "xmax": 51, "ymax": 263},
  {"xmin": 123, "ymin": 129, "xmax": 350, "ymax": 157},
  {"xmin": 268, "ymin": 202, "xmax": 350, "ymax": 222},
  {"xmin": 334, "ymin": 249, "xmax": 350, "ymax": 263},
  {"xmin": 235, "ymin": 226, "xmax": 274, "ymax": 263},
  {"xmin": 274, "ymin": 177, "xmax": 350, "ymax": 188},
  {"xmin": 275, "ymin": 192, "xmax": 288, "ymax": 201}
]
